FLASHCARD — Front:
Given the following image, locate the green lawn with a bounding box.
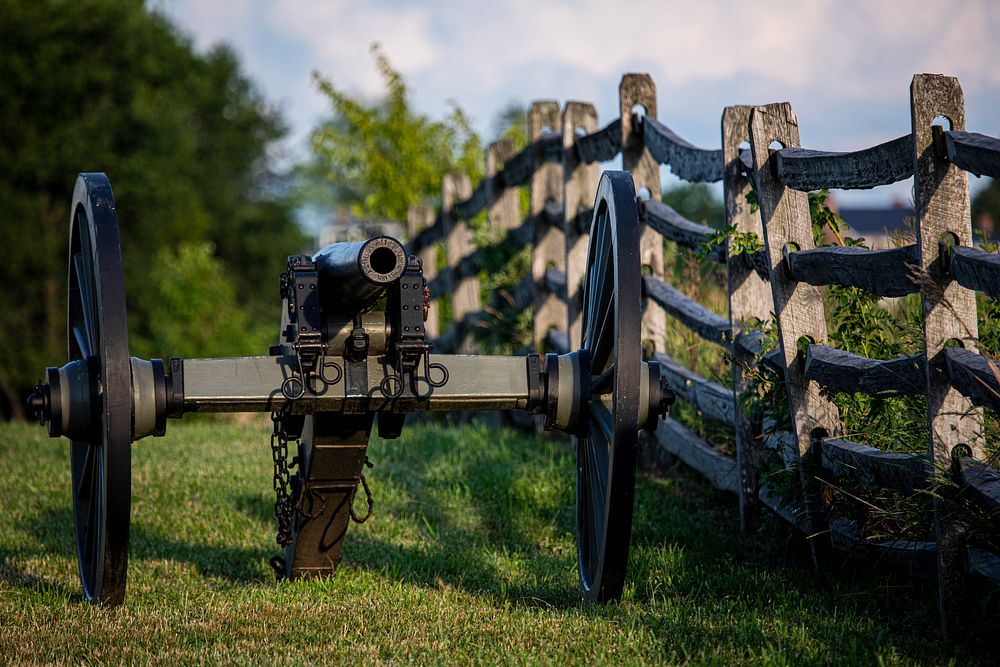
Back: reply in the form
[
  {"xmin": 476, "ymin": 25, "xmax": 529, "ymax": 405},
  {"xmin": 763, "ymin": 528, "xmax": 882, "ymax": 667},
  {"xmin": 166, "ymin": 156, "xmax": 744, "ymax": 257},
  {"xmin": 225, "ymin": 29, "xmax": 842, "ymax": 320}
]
[{"xmin": 0, "ymin": 419, "xmax": 990, "ymax": 664}]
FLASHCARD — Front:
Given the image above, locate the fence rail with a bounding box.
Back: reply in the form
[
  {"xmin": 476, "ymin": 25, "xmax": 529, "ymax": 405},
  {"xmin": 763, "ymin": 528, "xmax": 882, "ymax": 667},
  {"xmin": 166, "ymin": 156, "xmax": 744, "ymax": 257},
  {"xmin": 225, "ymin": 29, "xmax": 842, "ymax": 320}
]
[{"xmin": 402, "ymin": 71, "xmax": 1000, "ymax": 634}]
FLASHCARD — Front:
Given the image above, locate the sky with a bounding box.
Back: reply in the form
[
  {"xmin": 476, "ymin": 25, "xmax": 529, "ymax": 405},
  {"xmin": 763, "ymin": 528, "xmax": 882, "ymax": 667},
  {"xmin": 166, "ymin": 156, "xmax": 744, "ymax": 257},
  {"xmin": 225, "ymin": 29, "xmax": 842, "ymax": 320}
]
[{"xmin": 155, "ymin": 0, "xmax": 1000, "ymax": 208}]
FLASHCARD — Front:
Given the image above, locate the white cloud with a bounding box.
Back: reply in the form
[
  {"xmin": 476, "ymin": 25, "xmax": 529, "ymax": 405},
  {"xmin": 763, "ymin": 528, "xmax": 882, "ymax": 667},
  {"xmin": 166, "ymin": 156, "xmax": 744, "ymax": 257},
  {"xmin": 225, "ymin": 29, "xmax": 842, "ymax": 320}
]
[{"xmin": 159, "ymin": 0, "xmax": 1000, "ymax": 203}]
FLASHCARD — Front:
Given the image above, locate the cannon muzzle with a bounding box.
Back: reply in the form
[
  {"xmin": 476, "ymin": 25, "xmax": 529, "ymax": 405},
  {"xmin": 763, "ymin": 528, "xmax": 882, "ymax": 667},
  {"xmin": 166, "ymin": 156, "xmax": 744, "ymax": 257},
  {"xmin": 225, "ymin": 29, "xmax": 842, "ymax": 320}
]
[{"xmin": 313, "ymin": 236, "xmax": 408, "ymax": 316}]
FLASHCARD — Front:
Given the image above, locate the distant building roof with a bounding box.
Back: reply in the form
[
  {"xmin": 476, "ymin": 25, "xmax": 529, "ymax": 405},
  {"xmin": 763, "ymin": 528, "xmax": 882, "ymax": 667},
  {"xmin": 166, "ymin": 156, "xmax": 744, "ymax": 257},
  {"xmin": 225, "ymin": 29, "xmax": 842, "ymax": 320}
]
[{"xmin": 839, "ymin": 207, "xmax": 913, "ymax": 235}]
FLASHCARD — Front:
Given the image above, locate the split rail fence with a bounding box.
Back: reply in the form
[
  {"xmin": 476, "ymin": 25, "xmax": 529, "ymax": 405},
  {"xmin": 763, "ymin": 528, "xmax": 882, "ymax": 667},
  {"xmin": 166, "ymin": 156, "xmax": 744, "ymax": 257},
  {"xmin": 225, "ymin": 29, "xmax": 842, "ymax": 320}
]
[{"xmin": 404, "ymin": 72, "xmax": 1000, "ymax": 632}]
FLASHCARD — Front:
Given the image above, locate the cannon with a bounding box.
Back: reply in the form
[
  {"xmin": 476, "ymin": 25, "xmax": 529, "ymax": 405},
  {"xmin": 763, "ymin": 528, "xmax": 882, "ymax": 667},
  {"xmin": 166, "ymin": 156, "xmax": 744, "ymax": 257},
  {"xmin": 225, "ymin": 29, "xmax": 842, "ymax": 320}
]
[{"xmin": 26, "ymin": 170, "xmax": 674, "ymax": 606}]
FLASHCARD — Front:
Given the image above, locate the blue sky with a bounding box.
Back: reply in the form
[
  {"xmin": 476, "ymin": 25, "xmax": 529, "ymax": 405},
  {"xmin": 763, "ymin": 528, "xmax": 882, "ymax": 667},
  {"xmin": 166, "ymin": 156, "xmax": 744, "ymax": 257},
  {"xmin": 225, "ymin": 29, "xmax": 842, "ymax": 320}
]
[{"xmin": 155, "ymin": 0, "xmax": 1000, "ymax": 207}]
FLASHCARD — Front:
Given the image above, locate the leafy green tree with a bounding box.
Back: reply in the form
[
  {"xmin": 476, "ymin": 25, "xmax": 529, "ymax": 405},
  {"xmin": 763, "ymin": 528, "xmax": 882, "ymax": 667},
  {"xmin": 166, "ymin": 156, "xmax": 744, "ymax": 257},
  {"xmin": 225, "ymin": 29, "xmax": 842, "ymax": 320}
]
[
  {"xmin": 0, "ymin": 0, "xmax": 305, "ymax": 417},
  {"xmin": 662, "ymin": 182, "xmax": 725, "ymax": 229},
  {"xmin": 307, "ymin": 44, "xmax": 483, "ymax": 220}
]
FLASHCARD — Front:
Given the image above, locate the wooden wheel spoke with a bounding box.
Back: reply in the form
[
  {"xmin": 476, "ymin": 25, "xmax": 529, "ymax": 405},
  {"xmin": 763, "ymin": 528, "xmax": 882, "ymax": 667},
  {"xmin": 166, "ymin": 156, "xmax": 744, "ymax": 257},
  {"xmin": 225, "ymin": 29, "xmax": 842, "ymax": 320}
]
[
  {"xmin": 76, "ymin": 441, "xmax": 96, "ymax": 501},
  {"xmin": 71, "ymin": 323, "xmax": 92, "ymax": 359},
  {"xmin": 584, "ymin": 215, "xmax": 611, "ymax": 346},
  {"xmin": 82, "ymin": 453, "xmax": 101, "ymax": 560},
  {"xmin": 73, "ymin": 253, "xmax": 97, "ymax": 350}
]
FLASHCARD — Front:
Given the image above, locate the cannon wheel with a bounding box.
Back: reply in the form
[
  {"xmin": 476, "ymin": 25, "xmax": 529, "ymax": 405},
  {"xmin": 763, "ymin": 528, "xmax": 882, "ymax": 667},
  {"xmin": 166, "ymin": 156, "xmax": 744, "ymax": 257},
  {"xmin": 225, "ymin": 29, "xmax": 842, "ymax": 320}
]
[
  {"xmin": 576, "ymin": 170, "xmax": 641, "ymax": 602},
  {"xmin": 67, "ymin": 173, "xmax": 132, "ymax": 605}
]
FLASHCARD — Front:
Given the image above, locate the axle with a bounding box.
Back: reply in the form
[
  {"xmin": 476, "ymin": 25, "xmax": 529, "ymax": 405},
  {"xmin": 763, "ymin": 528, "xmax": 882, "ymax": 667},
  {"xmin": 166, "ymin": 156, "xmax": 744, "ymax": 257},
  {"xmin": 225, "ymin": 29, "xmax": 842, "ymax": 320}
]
[{"xmin": 29, "ymin": 349, "xmax": 673, "ymax": 441}]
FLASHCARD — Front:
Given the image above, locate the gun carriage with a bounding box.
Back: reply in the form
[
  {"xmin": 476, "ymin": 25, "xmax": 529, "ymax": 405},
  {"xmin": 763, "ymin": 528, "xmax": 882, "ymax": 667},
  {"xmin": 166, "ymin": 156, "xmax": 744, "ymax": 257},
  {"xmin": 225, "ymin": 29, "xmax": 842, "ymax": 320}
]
[{"xmin": 27, "ymin": 170, "xmax": 674, "ymax": 606}]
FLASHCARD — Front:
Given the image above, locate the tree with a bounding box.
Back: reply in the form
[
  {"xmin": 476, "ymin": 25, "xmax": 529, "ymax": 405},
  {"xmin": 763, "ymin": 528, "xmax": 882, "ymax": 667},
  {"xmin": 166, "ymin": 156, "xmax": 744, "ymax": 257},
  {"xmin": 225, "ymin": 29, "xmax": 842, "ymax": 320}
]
[
  {"xmin": 662, "ymin": 182, "xmax": 725, "ymax": 229},
  {"xmin": 972, "ymin": 178, "xmax": 1000, "ymax": 240},
  {"xmin": 306, "ymin": 44, "xmax": 483, "ymax": 221},
  {"xmin": 0, "ymin": 0, "xmax": 305, "ymax": 417}
]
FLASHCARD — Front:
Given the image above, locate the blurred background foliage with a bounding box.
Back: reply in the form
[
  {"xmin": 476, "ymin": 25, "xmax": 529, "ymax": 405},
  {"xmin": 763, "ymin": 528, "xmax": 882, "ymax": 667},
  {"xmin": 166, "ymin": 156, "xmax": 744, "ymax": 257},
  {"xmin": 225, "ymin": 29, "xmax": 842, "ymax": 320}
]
[{"xmin": 0, "ymin": 0, "xmax": 306, "ymax": 417}]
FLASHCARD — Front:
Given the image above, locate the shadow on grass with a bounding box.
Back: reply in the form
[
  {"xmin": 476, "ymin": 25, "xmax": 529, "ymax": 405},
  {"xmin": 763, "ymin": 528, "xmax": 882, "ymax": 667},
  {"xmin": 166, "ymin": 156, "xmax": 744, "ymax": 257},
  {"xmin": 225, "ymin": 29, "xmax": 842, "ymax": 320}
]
[
  {"xmin": 3, "ymin": 420, "xmax": 992, "ymax": 661},
  {"xmin": 0, "ymin": 550, "xmax": 81, "ymax": 601},
  {"xmin": 14, "ymin": 507, "xmax": 274, "ymax": 586}
]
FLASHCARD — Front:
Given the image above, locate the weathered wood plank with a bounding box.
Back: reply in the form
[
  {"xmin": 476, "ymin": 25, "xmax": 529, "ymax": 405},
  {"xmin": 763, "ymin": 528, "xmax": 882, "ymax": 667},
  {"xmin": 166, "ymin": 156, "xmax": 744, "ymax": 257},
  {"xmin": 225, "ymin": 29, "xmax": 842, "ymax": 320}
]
[
  {"xmin": 804, "ymin": 345, "xmax": 925, "ymax": 396},
  {"xmin": 652, "ymin": 352, "xmax": 735, "ymax": 426},
  {"xmin": 443, "ymin": 173, "xmax": 479, "ymax": 354},
  {"xmin": 943, "ymin": 347, "xmax": 1000, "ymax": 412},
  {"xmin": 759, "ymin": 480, "xmax": 802, "ymax": 525},
  {"xmin": 944, "ymin": 130, "xmax": 1000, "ymax": 180},
  {"xmin": 503, "ymin": 143, "xmax": 534, "ymax": 188},
  {"xmin": 828, "ymin": 517, "xmax": 938, "ymax": 575},
  {"xmin": 785, "ymin": 244, "xmax": 920, "ymax": 297},
  {"xmin": 820, "ymin": 438, "xmax": 929, "ymax": 493},
  {"xmin": 911, "ymin": 73, "xmax": 983, "ymax": 636},
  {"xmin": 746, "ymin": 248, "xmax": 771, "ymax": 282},
  {"xmin": 642, "ymin": 116, "xmax": 723, "ymax": 183},
  {"xmin": 563, "ymin": 102, "xmax": 600, "ymax": 349},
  {"xmin": 543, "ymin": 201, "xmax": 565, "ymax": 230},
  {"xmin": 407, "ymin": 204, "xmax": 439, "ymax": 339},
  {"xmin": 956, "ymin": 457, "xmax": 1000, "ymax": 519},
  {"xmin": 948, "ymin": 245, "xmax": 1000, "ymax": 298},
  {"xmin": 643, "ymin": 276, "xmax": 731, "ymax": 348},
  {"xmin": 734, "ymin": 331, "xmax": 784, "ymax": 373},
  {"xmin": 409, "ymin": 219, "xmax": 445, "ymax": 254},
  {"xmin": 642, "ymin": 199, "xmax": 723, "ymax": 260},
  {"xmin": 655, "ymin": 416, "xmax": 739, "ymax": 492},
  {"xmin": 967, "ymin": 548, "xmax": 1000, "ymax": 587},
  {"xmin": 543, "ymin": 267, "xmax": 566, "ymax": 299},
  {"xmin": 426, "ymin": 272, "xmax": 448, "ymax": 299},
  {"xmin": 488, "ymin": 138, "xmax": 520, "ymax": 235},
  {"xmin": 749, "ymin": 102, "xmax": 842, "ymax": 553},
  {"xmin": 453, "ymin": 178, "xmax": 491, "ymax": 220},
  {"xmin": 530, "ymin": 101, "xmax": 567, "ymax": 349},
  {"xmin": 724, "ymin": 104, "xmax": 773, "ymax": 533},
  {"xmin": 573, "ymin": 206, "xmax": 594, "ymax": 235},
  {"xmin": 775, "ymin": 133, "xmax": 914, "ymax": 191},
  {"xmin": 655, "ymin": 417, "xmax": 738, "ymax": 493},
  {"xmin": 621, "ymin": 74, "xmax": 665, "ymax": 354},
  {"xmin": 574, "ymin": 117, "xmax": 622, "ymax": 164},
  {"xmin": 546, "ymin": 329, "xmax": 570, "ymax": 354}
]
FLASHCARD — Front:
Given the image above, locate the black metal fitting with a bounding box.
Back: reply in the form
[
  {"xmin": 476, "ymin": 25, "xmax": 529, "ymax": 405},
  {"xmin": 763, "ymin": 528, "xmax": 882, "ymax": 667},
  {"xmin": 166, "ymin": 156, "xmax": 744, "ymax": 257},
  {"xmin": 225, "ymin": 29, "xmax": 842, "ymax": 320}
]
[{"xmin": 525, "ymin": 353, "xmax": 543, "ymax": 412}]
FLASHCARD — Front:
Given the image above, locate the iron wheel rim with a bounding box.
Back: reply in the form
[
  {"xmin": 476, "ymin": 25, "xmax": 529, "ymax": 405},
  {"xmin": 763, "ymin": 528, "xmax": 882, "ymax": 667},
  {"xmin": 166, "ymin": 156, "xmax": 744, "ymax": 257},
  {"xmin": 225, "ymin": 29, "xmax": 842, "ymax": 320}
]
[
  {"xmin": 575, "ymin": 170, "xmax": 641, "ymax": 602},
  {"xmin": 67, "ymin": 173, "xmax": 132, "ymax": 605}
]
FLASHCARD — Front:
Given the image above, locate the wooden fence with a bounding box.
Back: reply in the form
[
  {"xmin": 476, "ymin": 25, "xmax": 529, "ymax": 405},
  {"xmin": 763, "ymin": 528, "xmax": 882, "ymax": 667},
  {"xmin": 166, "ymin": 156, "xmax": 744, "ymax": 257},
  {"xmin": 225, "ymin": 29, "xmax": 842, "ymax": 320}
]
[{"xmin": 405, "ymin": 72, "xmax": 1000, "ymax": 633}]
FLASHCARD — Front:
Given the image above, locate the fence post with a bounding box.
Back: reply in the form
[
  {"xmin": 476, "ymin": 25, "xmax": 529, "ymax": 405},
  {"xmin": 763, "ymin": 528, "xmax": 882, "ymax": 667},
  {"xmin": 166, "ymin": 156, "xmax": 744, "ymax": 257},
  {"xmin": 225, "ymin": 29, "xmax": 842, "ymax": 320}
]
[
  {"xmin": 620, "ymin": 74, "xmax": 666, "ymax": 355},
  {"xmin": 488, "ymin": 138, "xmax": 519, "ymax": 235},
  {"xmin": 529, "ymin": 100, "xmax": 566, "ymax": 348},
  {"xmin": 442, "ymin": 172, "xmax": 478, "ymax": 353},
  {"xmin": 910, "ymin": 73, "xmax": 984, "ymax": 635},
  {"xmin": 562, "ymin": 101, "xmax": 599, "ymax": 349},
  {"xmin": 407, "ymin": 204, "xmax": 439, "ymax": 340},
  {"xmin": 748, "ymin": 103, "xmax": 841, "ymax": 559},
  {"xmin": 722, "ymin": 105, "xmax": 771, "ymax": 533}
]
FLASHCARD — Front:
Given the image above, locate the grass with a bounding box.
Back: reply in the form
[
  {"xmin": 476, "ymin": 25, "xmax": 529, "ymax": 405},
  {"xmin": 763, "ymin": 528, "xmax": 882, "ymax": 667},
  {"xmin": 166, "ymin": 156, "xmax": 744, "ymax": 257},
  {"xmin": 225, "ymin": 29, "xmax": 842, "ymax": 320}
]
[{"xmin": 0, "ymin": 418, "xmax": 992, "ymax": 665}]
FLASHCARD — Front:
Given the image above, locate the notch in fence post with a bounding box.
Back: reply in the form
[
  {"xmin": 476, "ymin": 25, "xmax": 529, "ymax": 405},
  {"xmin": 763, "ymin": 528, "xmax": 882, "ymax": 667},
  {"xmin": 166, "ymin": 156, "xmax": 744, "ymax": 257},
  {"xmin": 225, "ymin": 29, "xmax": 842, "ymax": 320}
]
[
  {"xmin": 487, "ymin": 138, "xmax": 519, "ymax": 235},
  {"xmin": 620, "ymin": 74, "xmax": 665, "ymax": 356},
  {"xmin": 442, "ymin": 172, "xmax": 478, "ymax": 354},
  {"xmin": 529, "ymin": 100, "xmax": 566, "ymax": 349},
  {"xmin": 722, "ymin": 105, "xmax": 772, "ymax": 534},
  {"xmin": 562, "ymin": 101, "xmax": 599, "ymax": 349},
  {"xmin": 748, "ymin": 103, "xmax": 842, "ymax": 561},
  {"xmin": 407, "ymin": 204, "xmax": 439, "ymax": 340},
  {"xmin": 910, "ymin": 73, "xmax": 984, "ymax": 636}
]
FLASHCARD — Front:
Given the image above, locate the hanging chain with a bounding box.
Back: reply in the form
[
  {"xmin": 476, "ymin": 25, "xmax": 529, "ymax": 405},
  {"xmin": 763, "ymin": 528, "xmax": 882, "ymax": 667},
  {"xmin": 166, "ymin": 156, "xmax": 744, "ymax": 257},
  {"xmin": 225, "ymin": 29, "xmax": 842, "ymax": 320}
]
[
  {"xmin": 349, "ymin": 476, "xmax": 373, "ymax": 523},
  {"xmin": 270, "ymin": 410, "xmax": 296, "ymax": 547}
]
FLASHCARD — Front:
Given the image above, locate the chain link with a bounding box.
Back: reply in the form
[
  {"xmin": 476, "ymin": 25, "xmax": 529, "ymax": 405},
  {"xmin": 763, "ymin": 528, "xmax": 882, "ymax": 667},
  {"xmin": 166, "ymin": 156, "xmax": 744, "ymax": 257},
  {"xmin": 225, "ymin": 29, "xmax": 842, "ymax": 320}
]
[
  {"xmin": 349, "ymin": 473, "xmax": 374, "ymax": 523},
  {"xmin": 270, "ymin": 410, "xmax": 295, "ymax": 547}
]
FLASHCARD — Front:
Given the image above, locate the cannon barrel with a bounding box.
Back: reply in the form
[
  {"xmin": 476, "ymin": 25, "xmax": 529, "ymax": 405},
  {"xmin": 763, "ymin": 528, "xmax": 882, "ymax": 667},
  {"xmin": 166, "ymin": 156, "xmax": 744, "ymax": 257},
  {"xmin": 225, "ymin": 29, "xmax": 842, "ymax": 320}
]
[{"xmin": 313, "ymin": 236, "xmax": 408, "ymax": 316}]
